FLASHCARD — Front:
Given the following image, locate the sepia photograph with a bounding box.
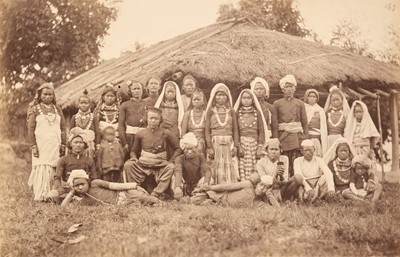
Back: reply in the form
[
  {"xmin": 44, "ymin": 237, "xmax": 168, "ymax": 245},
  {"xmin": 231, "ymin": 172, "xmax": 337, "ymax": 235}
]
[{"xmin": 0, "ymin": 0, "xmax": 399, "ymax": 256}]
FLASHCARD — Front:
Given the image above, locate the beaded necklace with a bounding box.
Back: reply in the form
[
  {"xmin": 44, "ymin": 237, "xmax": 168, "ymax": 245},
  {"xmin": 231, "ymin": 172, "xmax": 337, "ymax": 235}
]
[
  {"xmin": 328, "ymin": 109, "xmax": 344, "ymax": 128},
  {"xmin": 190, "ymin": 109, "xmax": 205, "ymax": 128},
  {"xmin": 38, "ymin": 103, "xmax": 58, "ymax": 126},
  {"xmin": 75, "ymin": 111, "xmax": 93, "ymax": 130},
  {"xmin": 100, "ymin": 104, "xmax": 118, "ymax": 124},
  {"xmin": 239, "ymin": 106, "xmax": 257, "ymax": 127},
  {"xmin": 214, "ymin": 107, "xmax": 229, "ymax": 127},
  {"xmin": 333, "ymin": 159, "xmax": 351, "ymax": 184},
  {"xmin": 84, "ymin": 193, "xmax": 112, "ymax": 205}
]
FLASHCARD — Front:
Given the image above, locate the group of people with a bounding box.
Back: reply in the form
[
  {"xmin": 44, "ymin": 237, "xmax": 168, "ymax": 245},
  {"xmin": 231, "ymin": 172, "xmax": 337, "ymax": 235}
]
[{"xmin": 27, "ymin": 74, "xmax": 383, "ymax": 208}]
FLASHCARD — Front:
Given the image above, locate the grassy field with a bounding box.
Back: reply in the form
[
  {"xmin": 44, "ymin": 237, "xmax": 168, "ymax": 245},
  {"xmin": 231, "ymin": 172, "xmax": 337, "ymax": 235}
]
[{"xmin": 1, "ymin": 157, "xmax": 400, "ymax": 257}]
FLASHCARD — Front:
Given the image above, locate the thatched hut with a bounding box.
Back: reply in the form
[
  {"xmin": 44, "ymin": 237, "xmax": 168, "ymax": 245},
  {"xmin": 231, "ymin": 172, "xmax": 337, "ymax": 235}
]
[{"xmin": 55, "ymin": 18, "xmax": 400, "ymax": 172}]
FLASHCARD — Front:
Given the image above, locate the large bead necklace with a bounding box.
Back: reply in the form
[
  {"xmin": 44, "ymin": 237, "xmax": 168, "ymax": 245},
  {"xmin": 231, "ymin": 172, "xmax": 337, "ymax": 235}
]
[
  {"xmin": 333, "ymin": 159, "xmax": 351, "ymax": 184},
  {"xmin": 190, "ymin": 109, "xmax": 205, "ymax": 128},
  {"xmin": 214, "ymin": 107, "xmax": 229, "ymax": 127},
  {"xmin": 239, "ymin": 106, "xmax": 257, "ymax": 127},
  {"xmin": 76, "ymin": 111, "xmax": 93, "ymax": 130},
  {"xmin": 100, "ymin": 104, "xmax": 118, "ymax": 124},
  {"xmin": 328, "ymin": 109, "xmax": 344, "ymax": 128},
  {"xmin": 38, "ymin": 103, "xmax": 58, "ymax": 126}
]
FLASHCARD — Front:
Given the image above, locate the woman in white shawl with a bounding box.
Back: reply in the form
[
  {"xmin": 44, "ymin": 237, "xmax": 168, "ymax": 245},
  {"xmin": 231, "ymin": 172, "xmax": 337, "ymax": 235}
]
[
  {"xmin": 154, "ymin": 81, "xmax": 185, "ymax": 139},
  {"xmin": 344, "ymin": 100, "xmax": 380, "ymax": 157},
  {"xmin": 324, "ymin": 86, "xmax": 350, "ymax": 149},
  {"xmin": 303, "ymin": 89, "xmax": 328, "ymax": 157},
  {"xmin": 234, "ymin": 89, "xmax": 269, "ymax": 181},
  {"xmin": 205, "ymin": 83, "xmax": 239, "ymax": 184}
]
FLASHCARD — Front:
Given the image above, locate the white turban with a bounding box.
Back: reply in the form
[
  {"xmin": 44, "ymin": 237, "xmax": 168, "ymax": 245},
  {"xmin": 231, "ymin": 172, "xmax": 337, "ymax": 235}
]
[
  {"xmin": 180, "ymin": 132, "xmax": 198, "ymax": 150},
  {"xmin": 279, "ymin": 75, "xmax": 297, "ymax": 89},
  {"xmin": 67, "ymin": 169, "xmax": 89, "ymax": 187},
  {"xmin": 260, "ymin": 175, "xmax": 273, "ymax": 186},
  {"xmin": 250, "ymin": 77, "xmax": 269, "ymax": 93},
  {"xmin": 301, "ymin": 139, "xmax": 315, "ymax": 148}
]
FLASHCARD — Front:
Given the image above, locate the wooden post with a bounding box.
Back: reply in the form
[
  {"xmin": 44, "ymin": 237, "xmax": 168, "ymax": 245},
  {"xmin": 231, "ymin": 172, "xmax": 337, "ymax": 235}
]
[
  {"xmin": 390, "ymin": 91, "xmax": 399, "ymax": 173},
  {"xmin": 376, "ymin": 95, "xmax": 385, "ymax": 182}
]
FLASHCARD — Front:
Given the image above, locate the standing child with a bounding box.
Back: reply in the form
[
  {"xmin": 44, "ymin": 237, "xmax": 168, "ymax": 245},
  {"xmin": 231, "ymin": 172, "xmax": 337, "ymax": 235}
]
[
  {"xmin": 344, "ymin": 100, "xmax": 380, "ymax": 158},
  {"xmin": 27, "ymin": 83, "xmax": 66, "ymax": 201},
  {"xmin": 324, "ymin": 86, "xmax": 350, "ymax": 149},
  {"xmin": 181, "ymin": 89, "xmax": 207, "ymax": 156},
  {"xmin": 155, "ymin": 81, "xmax": 185, "ymax": 139},
  {"xmin": 71, "ymin": 90, "xmax": 99, "ymax": 158},
  {"xmin": 97, "ymin": 126, "xmax": 125, "ymax": 182},
  {"xmin": 303, "ymin": 89, "xmax": 328, "ymax": 157},
  {"xmin": 94, "ymin": 85, "xmax": 120, "ymax": 138},
  {"xmin": 205, "ymin": 83, "xmax": 239, "ymax": 184},
  {"xmin": 234, "ymin": 89, "xmax": 268, "ymax": 181},
  {"xmin": 180, "ymin": 74, "xmax": 198, "ymax": 112},
  {"xmin": 344, "ymin": 154, "xmax": 382, "ymax": 202}
]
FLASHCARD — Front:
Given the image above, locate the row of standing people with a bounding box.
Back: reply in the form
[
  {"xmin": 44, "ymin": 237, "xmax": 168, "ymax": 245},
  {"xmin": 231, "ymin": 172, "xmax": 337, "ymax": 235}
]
[{"xmin": 27, "ymin": 74, "xmax": 380, "ymax": 203}]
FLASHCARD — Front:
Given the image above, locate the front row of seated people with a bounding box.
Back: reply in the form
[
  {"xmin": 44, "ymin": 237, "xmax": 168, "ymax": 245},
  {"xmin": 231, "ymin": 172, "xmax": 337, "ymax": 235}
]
[{"xmin": 59, "ymin": 107, "xmax": 382, "ymax": 208}]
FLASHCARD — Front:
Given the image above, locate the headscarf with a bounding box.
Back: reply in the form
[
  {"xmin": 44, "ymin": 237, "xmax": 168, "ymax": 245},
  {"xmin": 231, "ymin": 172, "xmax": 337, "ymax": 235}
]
[
  {"xmin": 260, "ymin": 175, "xmax": 273, "ymax": 186},
  {"xmin": 322, "ymin": 137, "xmax": 357, "ymax": 164},
  {"xmin": 67, "ymin": 169, "xmax": 89, "ymax": 187},
  {"xmin": 301, "ymin": 139, "xmax": 314, "ymax": 147},
  {"xmin": 262, "ymin": 138, "xmax": 280, "ymax": 154},
  {"xmin": 233, "ymin": 89, "xmax": 269, "ymax": 143},
  {"xmin": 205, "ymin": 83, "xmax": 233, "ymax": 113},
  {"xmin": 154, "ymin": 81, "xmax": 185, "ymax": 135},
  {"xmin": 68, "ymin": 127, "xmax": 89, "ymax": 149},
  {"xmin": 323, "ymin": 86, "xmax": 350, "ymax": 116},
  {"xmin": 180, "ymin": 132, "xmax": 198, "ymax": 150},
  {"xmin": 344, "ymin": 100, "xmax": 380, "ymax": 143},
  {"xmin": 303, "ymin": 89, "xmax": 328, "ymax": 154},
  {"xmin": 250, "ymin": 77, "xmax": 269, "ymax": 94},
  {"xmin": 279, "ymin": 75, "xmax": 297, "ymax": 89}
]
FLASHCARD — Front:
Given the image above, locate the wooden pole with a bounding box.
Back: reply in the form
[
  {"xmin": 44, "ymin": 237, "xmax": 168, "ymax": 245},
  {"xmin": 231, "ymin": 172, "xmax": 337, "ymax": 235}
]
[
  {"xmin": 376, "ymin": 95, "xmax": 385, "ymax": 182},
  {"xmin": 390, "ymin": 91, "xmax": 399, "ymax": 173}
]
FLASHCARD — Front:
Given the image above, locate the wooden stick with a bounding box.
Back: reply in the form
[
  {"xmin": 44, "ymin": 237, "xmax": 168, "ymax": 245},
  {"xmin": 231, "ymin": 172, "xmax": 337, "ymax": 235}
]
[
  {"xmin": 281, "ymin": 52, "xmax": 344, "ymax": 65},
  {"xmin": 357, "ymin": 87, "xmax": 378, "ymax": 99},
  {"xmin": 376, "ymin": 95, "xmax": 385, "ymax": 182},
  {"xmin": 375, "ymin": 89, "xmax": 390, "ymax": 98}
]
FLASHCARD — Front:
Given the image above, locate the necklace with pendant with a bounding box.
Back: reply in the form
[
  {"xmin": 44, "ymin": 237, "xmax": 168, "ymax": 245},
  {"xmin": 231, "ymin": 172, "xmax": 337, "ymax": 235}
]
[
  {"xmin": 38, "ymin": 103, "xmax": 57, "ymax": 126},
  {"xmin": 239, "ymin": 107, "xmax": 257, "ymax": 127},
  {"xmin": 214, "ymin": 107, "xmax": 229, "ymax": 127},
  {"xmin": 190, "ymin": 109, "xmax": 205, "ymax": 128}
]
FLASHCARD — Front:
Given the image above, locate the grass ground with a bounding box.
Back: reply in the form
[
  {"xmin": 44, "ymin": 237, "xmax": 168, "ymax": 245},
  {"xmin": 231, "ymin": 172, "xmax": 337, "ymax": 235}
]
[{"xmin": 1, "ymin": 158, "xmax": 400, "ymax": 257}]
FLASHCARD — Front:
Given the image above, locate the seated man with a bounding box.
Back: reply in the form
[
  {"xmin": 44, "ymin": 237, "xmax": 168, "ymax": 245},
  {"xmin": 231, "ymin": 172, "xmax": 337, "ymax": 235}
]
[
  {"xmin": 123, "ymin": 107, "xmax": 181, "ymax": 200},
  {"xmin": 256, "ymin": 138, "xmax": 303, "ymax": 203},
  {"xmin": 294, "ymin": 139, "xmax": 335, "ymax": 202},
  {"xmin": 49, "ymin": 128, "xmax": 98, "ymax": 203},
  {"xmin": 61, "ymin": 169, "xmax": 158, "ymax": 206},
  {"xmin": 172, "ymin": 133, "xmax": 212, "ymax": 199},
  {"xmin": 191, "ymin": 173, "xmax": 279, "ymax": 208}
]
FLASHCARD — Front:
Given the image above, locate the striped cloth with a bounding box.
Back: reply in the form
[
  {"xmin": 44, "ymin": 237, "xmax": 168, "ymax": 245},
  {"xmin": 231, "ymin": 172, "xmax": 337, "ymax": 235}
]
[
  {"xmin": 211, "ymin": 135, "xmax": 238, "ymax": 184},
  {"xmin": 238, "ymin": 136, "xmax": 258, "ymax": 181}
]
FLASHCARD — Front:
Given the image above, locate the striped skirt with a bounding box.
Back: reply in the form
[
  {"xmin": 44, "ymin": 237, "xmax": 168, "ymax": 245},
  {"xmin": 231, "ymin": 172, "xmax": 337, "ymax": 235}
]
[
  {"xmin": 238, "ymin": 136, "xmax": 258, "ymax": 181},
  {"xmin": 211, "ymin": 135, "xmax": 239, "ymax": 184}
]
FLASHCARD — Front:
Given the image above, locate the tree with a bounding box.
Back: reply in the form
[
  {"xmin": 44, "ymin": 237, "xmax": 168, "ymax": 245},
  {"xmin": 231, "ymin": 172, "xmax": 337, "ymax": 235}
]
[
  {"xmin": 217, "ymin": 0, "xmax": 310, "ymax": 38},
  {"xmin": 0, "ymin": 0, "xmax": 116, "ymax": 139}
]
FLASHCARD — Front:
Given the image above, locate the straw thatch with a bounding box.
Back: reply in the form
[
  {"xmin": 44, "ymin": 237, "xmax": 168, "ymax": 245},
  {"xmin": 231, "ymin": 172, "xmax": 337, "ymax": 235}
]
[{"xmin": 55, "ymin": 18, "xmax": 400, "ymax": 108}]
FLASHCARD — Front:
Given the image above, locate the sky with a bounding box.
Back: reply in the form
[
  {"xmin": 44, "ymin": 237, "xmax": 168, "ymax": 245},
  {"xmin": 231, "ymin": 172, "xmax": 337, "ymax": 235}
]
[{"xmin": 99, "ymin": 0, "xmax": 400, "ymax": 60}]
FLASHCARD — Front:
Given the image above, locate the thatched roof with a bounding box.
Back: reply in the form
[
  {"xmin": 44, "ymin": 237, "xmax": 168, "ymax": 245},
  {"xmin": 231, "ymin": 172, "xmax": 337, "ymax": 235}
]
[{"xmin": 55, "ymin": 18, "xmax": 400, "ymax": 108}]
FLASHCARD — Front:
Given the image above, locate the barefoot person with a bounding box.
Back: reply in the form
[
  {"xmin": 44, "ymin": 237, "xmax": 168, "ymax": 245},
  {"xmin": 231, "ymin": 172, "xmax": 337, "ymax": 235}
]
[
  {"xmin": 61, "ymin": 169, "xmax": 158, "ymax": 206},
  {"xmin": 123, "ymin": 107, "xmax": 181, "ymax": 200}
]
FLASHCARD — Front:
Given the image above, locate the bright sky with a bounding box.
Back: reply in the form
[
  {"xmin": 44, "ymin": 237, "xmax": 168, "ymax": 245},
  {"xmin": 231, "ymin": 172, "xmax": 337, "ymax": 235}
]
[{"xmin": 100, "ymin": 0, "xmax": 400, "ymax": 60}]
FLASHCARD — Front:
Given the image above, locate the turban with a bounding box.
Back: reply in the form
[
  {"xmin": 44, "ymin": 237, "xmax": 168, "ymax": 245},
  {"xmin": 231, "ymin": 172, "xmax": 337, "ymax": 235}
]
[
  {"xmin": 67, "ymin": 169, "xmax": 89, "ymax": 187},
  {"xmin": 68, "ymin": 127, "xmax": 89, "ymax": 148},
  {"xmin": 180, "ymin": 132, "xmax": 198, "ymax": 150},
  {"xmin": 279, "ymin": 75, "xmax": 297, "ymax": 89},
  {"xmin": 303, "ymin": 89, "xmax": 319, "ymax": 102},
  {"xmin": 250, "ymin": 77, "xmax": 269, "ymax": 93},
  {"xmin": 301, "ymin": 139, "xmax": 315, "ymax": 148},
  {"xmin": 264, "ymin": 138, "xmax": 280, "ymax": 150},
  {"xmin": 352, "ymin": 154, "xmax": 372, "ymax": 169},
  {"xmin": 260, "ymin": 175, "xmax": 273, "ymax": 186}
]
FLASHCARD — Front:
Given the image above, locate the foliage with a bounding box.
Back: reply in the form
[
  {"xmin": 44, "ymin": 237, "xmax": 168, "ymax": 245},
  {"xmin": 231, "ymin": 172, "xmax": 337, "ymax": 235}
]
[
  {"xmin": 217, "ymin": 0, "xmax": 310, "ymax": 38},
  {"xmin": 1, "ymin": 152, "xmax": 399, "ymax": 256},
  {"xmin": 0, "ymin": 0, "xmax": 116, "ymax": 139},
  {"xmin": 378, "ymin": 25, "xmax": 400, "ymax": 66}
]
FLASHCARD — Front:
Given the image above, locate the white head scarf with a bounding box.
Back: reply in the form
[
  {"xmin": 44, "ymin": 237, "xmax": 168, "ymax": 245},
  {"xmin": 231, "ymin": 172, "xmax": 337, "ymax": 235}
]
[
  {"xmin": 250, "ymin": 77, "xmax": 269, "ymax": 94},
  {"xmin": 279, "ymin": 75, "xmax": 297, "ymax": 89},
  {"xmin": 323, "ymin": 86, "xmax": 350, "ymax": 116},
  {"xmin": 322, "ymin": 137, "xmax": 357, "ymax": 164},
  {"xmin": 205, "ymin": 83, "xmax": 233, "ymax": 113},
  {"xmin": 344, "ymin": 100, "xmax": 380, "ymax": 143},
  {"xmin": 233, "ymin": 89, "xmax": 269, "ymax": 143},
  {"xmin": 67, "ymin": 169, "xmax": 89, "ymax": 187},
  {"xmin": 155, "ymin": 81, "xmax": 185, "ymax": 136},
  {"xmin": 180, "ymin": 132, "xmax": 198, "ymax": 150}
]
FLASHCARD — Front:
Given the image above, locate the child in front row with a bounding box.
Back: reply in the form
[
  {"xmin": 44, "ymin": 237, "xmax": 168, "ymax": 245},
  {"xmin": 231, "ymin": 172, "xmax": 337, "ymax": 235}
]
[
  {"xmin": 343, "ymin": 154, "xmax": 382, "ymax": 203},
  {"xmin": 96, "ymin": 126, "xmax": 125, "ymax": 182}
]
